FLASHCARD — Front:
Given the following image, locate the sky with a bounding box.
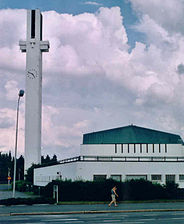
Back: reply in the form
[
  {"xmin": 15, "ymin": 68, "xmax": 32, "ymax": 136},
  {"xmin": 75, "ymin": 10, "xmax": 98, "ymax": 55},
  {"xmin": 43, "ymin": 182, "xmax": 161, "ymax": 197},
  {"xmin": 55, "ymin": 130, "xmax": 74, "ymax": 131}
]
[{"xmin": 1, "ymin": 0, "xmax": 184, "ymax": 160}]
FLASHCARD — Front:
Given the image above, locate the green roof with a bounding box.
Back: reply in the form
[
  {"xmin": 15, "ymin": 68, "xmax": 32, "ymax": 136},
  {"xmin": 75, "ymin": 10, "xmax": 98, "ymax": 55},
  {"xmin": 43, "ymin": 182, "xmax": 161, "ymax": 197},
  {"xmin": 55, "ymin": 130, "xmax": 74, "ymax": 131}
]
[{"xmin": 83, "ymin": 125, "xmax": 183, "ymax": 144}]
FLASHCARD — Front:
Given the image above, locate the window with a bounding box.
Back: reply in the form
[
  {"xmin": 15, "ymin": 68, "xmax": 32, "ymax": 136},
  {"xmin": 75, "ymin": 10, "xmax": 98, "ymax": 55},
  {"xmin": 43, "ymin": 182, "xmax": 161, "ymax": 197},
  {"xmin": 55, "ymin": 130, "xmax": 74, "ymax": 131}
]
[
  {"xmin": 159, "ymin": 144, "xmax": 161, "ymax": 153},
  {"xmin": 40, "ymin": 14, "xmax": 42, "ymax": 40},
  {"xmin": 146, "ymin": 144, "xmax": 149, "ymax": 153},
  {"xmin": 166, "ymin": 175, "xmax": 175, "ymax": 183},
  {"xmin": 115, "ymin": 144, "xmax": 117, "ymax": 153},
  {"xmin": 121, "ymin": 144, "xmax": 123, "ymax": 153},
  {"xmin": 126, "ymin": 175, "xmax": 147, "ymax": 181},
  {"xmin": 110, "ymin": 175, "xmax": 121, "ymax": 182},
  {"xmin": 151, "ymin": 175, "xmax": 162, "ymax": 181},
  {"xmin": 93, "ymin": 175, "xmax": 107, "ymax": 181},
  {"xmin": 31, "ymin": 10, "xmax": 36, "ymax": 38},
  {"xmin": 128, "ymin": 144, "xmax": 129, "ymax": 153},
  {"xmin": 140, "ymin": 144, "xmax": 142, "ymax": 153},
  {"xmin": 134, "ymin": 144, "xmax": 136, "ymax": 153},
  {"xmin": 165, "ymin": 144, "xmax": 167, "ymax": 153},
  {"xmin": 179, "ymin": 175, "xmax": 184, "ymax": 181},
  {"xmin": 152, "ymin": 144, "xmax": 154, "ymax": 153}
]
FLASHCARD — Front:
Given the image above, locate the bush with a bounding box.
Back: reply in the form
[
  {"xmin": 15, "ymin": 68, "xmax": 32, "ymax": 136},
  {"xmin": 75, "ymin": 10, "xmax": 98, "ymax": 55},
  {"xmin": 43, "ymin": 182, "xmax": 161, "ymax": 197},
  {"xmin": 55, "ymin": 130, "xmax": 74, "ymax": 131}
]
[
  {"xmin": 41, "ymin": 179, "xmax": 180, "ymax": 202},
  {"xmin": 44, "ymin": 179, "xmax": 119, "ymax": 202},
  {"xmin": 15, "ymin": 180, "xmax": 32, "ymax": 192},
  {"xmin": 1, "ymin": 179, "xmax": 181, "ymax": 205},
  {"xmin": 164, "ymin": 182, "xmax": 179, "ymax": 199},
  {"xmin": 123, "ymin": 179, "xmax": 167, "ymax": 200}
]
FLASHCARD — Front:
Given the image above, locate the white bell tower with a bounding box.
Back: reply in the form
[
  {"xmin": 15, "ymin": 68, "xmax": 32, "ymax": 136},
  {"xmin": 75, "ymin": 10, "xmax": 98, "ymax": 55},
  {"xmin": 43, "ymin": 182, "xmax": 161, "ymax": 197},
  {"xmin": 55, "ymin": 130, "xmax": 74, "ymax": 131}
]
[{"xmin": 19, "ymin": 9, "xmax": 49, "ymax": 171}]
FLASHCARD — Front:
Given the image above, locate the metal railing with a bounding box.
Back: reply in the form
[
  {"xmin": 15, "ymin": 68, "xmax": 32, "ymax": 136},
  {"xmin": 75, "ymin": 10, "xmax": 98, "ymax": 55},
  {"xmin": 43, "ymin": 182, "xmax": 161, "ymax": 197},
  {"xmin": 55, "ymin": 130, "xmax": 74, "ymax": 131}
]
[{"xmin": 58, "ymin": 156, "xmax": 184, "ymax": 164}]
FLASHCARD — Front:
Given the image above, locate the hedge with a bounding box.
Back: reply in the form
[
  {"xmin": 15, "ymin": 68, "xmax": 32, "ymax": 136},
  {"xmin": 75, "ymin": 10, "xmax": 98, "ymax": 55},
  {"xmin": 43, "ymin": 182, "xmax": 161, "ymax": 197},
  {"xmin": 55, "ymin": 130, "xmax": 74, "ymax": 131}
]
[
  {"xmin": 40, "ymin": 179, "xmax": 183, "ymax": 202},
  {"xmin": 13, "ymin": 179, "xmax": 184, "ymax": 202}
]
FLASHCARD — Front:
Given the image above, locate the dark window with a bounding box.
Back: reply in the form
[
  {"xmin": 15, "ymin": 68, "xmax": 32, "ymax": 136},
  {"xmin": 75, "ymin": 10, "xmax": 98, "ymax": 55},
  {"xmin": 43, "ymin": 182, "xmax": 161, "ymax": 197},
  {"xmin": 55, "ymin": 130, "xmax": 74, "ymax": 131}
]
[
  {"xmin": 134, "ymin": 144, "xmax": 136, "ymax": 153},
  {"xmin": 31, "ymin": 10, "xmax": 35, "ymax": 38},
  {"xmin": 165, "ymin": 144, "xmax": 167, "ymax": 153},
  {"xmin": 166, "ymin": 175, "xmax": 175, "ymax": 183},
  {"xmin": 115, "ymin": 144, "xmax": 117, "ymax": 153},
  {"xmin": 159, "ymin": 144, "xmax": 161, "ymax": 153},
  {"xmin": 40, "ymin": 13, "xmax": 42, "ymax": 40},
  {"xmin": 121, "ymin": 144, "xmax": 123, "ymax": 153},
  {"xmin": 128, "ymin": 144, "xmax": 129, "ymax": 153},
  {"xmin": 126, "ymin": 175, "xmax": 147, "ymax": 181},
  {"xmin": 151, "ymin": 175, "xmax": 162, "ymax": 181},
  {"xmin": 93, "ymin": 175, "xmax": 106, "ymax": 181},
  {"xmin": 140, "ymin": 144, "xmax": 142, "ymax": 153},
  {"xmin": 153, "ymin": 144, "xmax": 154, "ymax": 153},
  {"xmin": 179, "ymin": 175, "xmax": 184, "ymax": 181},
  {"xmin": 146, "ymin": 144, "xmax": 148, "ymax": 153}
]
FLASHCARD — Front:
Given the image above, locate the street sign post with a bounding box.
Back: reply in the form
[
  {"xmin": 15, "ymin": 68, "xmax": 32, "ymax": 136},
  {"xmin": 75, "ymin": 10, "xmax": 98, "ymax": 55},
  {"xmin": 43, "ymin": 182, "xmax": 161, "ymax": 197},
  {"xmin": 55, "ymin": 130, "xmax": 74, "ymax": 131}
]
[
  {"xmin": 53, "ymin": 185, "xmax": 59, "ymax": 204},
  {"xmin": 7, "ymin": 176, "xmax": 11, "ymax": 190}
]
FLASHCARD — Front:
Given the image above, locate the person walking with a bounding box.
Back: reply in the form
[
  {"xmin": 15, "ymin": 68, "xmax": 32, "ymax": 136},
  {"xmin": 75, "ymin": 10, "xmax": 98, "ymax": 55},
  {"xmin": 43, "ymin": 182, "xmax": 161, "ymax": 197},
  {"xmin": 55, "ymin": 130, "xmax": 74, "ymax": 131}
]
[{"xmin": 108, "ymin": 186, "xmax": 118, "ymax": 207}]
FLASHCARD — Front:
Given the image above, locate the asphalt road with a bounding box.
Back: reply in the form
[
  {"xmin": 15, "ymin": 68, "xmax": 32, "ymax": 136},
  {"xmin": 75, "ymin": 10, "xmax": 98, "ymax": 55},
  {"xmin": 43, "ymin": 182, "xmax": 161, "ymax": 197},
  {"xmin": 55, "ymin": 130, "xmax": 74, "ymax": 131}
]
[
  {"xmin": 1, "ymin": 202, "xmax": 184, "ymax": 214},
  {"xmin": 1, "ymin": 211, "xmax": 184, "ymax": 223}
]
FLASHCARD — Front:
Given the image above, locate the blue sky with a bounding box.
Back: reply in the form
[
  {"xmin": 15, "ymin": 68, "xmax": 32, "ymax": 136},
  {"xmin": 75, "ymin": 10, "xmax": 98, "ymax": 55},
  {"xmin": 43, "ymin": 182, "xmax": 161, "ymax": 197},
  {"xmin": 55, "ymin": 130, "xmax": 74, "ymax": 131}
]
[{"xmin": 0, "ymin": 0, "xmax": 129, "ymax": 14}]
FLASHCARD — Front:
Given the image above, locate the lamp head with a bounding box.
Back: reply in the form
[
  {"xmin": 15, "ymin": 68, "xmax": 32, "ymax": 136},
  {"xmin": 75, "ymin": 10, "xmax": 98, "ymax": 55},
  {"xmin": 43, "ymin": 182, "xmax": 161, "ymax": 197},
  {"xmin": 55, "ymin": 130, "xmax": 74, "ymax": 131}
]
[{"xmin": 19, "ymin": 90, "xmax": 24, "ymax": 97}]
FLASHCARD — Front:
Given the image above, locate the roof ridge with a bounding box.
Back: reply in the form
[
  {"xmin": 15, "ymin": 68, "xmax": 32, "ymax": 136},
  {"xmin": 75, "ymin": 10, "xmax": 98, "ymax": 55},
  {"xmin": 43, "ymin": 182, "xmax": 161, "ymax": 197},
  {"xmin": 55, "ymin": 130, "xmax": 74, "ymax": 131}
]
[
  {"xmin": 83, "ymin": 125, "xmax": 183, "ymax": 144},
  {"xmin": 84, "ymin": 125, "xmax": 180, "ymax": 137}
]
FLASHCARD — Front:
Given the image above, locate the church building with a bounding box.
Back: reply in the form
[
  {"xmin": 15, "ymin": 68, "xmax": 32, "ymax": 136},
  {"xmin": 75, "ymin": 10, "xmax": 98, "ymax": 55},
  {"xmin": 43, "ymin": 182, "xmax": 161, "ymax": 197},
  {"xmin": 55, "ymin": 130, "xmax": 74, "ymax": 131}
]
[{"xmin": 34, "ymin": 125, "xmax": 184, "ymax": 188}]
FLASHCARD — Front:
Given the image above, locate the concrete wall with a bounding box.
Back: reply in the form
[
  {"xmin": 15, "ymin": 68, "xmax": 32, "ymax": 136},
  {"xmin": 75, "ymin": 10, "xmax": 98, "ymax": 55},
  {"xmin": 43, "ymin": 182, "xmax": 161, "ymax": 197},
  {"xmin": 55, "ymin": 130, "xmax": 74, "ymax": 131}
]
[
  {"xmin": 34, "ymin": 162, "xmax": 77, "ymax": 186},
  {"xmin": 34, "ymin": 160, "xmax": 184, "ymax": 188},
  {"xmin": 34, "ymin": 143, "xmax": 184, "ymax": 187},
  {"xmin": 80, "ymin": 144, "xmax": 184, "ymax": 157},
  {"xmin": 75, "ymin": 161, "xmax": 184, "ymax": 188}
]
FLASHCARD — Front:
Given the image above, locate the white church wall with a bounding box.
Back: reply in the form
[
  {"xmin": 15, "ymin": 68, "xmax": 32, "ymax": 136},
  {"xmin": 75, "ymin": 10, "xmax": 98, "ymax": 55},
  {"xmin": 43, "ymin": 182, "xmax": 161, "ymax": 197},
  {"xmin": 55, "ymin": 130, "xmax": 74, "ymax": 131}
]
[
  {"xmin": 34, "ymin": 161, "xmax": 184, "ymax": 188},
  {"xmin": 76, "ymin": 161, "xmax": 184, "ymax": 188},
  {"xmin": 80, "ymin": 144, "xmax": 184, "ymax": 157},
  {"xmin": 34, "ymin": 162, "xmax": 77, "ymax": 186}
]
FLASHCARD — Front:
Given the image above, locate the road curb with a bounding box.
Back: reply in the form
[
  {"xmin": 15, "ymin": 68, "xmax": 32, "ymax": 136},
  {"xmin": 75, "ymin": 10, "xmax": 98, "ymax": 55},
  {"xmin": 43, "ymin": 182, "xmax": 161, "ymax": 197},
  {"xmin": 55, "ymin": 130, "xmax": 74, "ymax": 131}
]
[{"xmin": 9, "ymin": 208, "xmax": 184, "ymax": 216}]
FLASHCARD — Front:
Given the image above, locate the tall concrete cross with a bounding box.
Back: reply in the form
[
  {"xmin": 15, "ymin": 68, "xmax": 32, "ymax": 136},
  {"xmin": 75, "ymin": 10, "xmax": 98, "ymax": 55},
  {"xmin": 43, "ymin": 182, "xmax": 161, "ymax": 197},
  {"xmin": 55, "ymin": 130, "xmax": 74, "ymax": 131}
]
[{"xmin": 19, "ymin": 9, "xmax": 49, "ymax": 171}]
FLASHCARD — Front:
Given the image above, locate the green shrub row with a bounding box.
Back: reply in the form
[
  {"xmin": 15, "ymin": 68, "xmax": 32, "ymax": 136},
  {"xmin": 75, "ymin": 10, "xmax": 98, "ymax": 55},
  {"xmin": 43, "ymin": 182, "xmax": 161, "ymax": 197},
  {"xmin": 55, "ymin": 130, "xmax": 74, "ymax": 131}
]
[
  {"xmin": 40, "ymin": 179, "xmax": 183, "ymax": 202},
  {"xmin": 11, "ymin": 179, "xmax": 184, "ymax": 203}
]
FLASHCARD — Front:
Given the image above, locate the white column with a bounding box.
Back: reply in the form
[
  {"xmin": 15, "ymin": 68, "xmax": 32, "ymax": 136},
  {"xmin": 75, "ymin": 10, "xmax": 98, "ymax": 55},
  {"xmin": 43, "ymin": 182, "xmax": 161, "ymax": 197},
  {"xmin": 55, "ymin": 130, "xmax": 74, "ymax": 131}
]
[{"xmin": 19, "ymin": 9, "xmax": 49, "ymax": 172}]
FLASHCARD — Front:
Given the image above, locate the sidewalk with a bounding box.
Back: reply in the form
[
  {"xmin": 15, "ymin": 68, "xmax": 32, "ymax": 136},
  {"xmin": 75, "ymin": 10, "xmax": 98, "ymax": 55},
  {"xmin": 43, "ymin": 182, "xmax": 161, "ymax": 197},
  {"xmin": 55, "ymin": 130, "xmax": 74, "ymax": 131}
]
[{"xmin": 1, "ymin": 200, "xmax": 184, "ymax": 216}]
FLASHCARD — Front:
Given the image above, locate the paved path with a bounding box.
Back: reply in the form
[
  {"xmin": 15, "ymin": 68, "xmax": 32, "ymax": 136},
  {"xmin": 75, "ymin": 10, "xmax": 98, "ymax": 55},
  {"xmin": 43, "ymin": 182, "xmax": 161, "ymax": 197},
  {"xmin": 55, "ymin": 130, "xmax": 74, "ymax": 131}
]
[{"xmin": 1, "ymin": 202, "xmax": 184, "ymax": 215}]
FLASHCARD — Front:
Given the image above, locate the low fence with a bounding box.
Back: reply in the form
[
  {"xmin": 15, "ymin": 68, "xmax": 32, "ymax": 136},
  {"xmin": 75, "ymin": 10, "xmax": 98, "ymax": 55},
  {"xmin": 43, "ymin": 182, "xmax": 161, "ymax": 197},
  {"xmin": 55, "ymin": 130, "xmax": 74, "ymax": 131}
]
[{"xmin": 58, "ymin": 156, "xmax": 184, "ymax": 164}]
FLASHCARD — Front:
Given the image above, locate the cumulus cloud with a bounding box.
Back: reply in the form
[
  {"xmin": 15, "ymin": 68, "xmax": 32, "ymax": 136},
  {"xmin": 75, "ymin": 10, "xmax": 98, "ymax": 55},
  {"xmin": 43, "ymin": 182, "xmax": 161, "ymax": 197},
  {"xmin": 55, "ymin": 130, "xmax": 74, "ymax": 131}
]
[
  {"xmin": 128, "ymin": 0, "xmax": 184, "ymax": 35},
  {"xmin": 1, "ymin": 3, "xmax": 184, "ymax": 159},
  {"xmin": 0, "ymin": 107, "xmax": 24, "ymax": 155},
  {"xmin": 5, "ymin": 80, "xmax": 19, "ymax": 101},
  {"xmin": 43, "ymin": 7, "xmax": 128, "ymax": 76}
]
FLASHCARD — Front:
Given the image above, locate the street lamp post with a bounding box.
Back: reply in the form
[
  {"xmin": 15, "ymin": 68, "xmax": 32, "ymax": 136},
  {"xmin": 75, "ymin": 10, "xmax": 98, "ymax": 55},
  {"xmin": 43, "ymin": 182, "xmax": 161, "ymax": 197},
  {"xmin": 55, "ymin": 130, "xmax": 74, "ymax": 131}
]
[{"xmin": 12, "ymin": 90, "xmax": 24, "ymax": 198}]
